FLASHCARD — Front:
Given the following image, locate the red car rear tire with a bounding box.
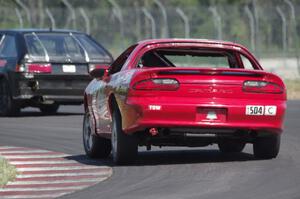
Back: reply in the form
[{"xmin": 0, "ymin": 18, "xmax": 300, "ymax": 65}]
[
  {"xmin": 111, "ymin": 105, "xmax": 138, "ymax": 165},
  {"xmin": 253, "ymin": 135, "xmax": 280, "ymax": 159}
]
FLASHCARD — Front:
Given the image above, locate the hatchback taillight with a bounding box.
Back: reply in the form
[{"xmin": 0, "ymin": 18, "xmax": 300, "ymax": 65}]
[
  {"xmin": 243, "ymin": 81, "xmax": 283, "ymax": 94},
  {"xmin": 16, "ymin": 63, "xmax": 52, "ymax": 73},
  {"xmin": 133, "ymin": 78, "xmax": 179, "ymax": 91},
  {"xmin": 89, "ymin": 64, "xmax": 108, "ymax": 72}
]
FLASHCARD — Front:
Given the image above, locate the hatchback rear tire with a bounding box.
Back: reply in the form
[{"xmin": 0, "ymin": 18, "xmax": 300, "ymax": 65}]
[
  {"xmin": 39, "ymin": 104, "xmax": 59, "ymax": 114},
  {"xmin": 0, "ymin": 79, "xmax": 20, "ymax": 116}
]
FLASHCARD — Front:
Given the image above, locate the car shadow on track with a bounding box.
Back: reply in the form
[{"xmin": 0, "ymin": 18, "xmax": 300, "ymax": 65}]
[
  {"xmin": 3, "ymin": 106, "xmax": 85, "ymax": 117},
  {"xmin": 131, "ymin": 149, "xmax": 256, "ymax": 166},
  {"xmin": 65, "ymin": 154, "xmax": 112, "ymax": 166},
  {"xmin": 16, "ymin": 111, "xmax": 84, "ymax": 117},
  {"xmin": 66, "ymin": 149, "xmax": 256, "ymax": 167}
]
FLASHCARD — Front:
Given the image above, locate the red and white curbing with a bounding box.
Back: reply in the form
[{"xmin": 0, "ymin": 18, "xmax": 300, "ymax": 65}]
[{"xmin": 0, "ymin": 146, "xmax": 112, "ymax": 199}]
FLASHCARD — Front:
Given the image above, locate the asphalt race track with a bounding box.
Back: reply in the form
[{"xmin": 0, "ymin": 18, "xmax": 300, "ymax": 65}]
[{"xmin": 0, "ymin": 101, "xmax": 300, "ymax": 199}]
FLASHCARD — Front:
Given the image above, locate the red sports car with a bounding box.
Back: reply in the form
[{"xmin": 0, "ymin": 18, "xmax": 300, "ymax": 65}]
[{"xmin": 83, "ymin": 39, "xmax": 286, "ymax": 164}]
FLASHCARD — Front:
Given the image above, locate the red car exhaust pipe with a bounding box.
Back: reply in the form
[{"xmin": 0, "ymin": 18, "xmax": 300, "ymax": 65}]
[{"xmin": 149, "ymin": 128, "xmax": 159, "ymax": 136}]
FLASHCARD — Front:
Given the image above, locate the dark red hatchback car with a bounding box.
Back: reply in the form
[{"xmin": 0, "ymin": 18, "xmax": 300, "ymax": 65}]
[
  {"xmin": 0, "ymin": 29, "xmax": 112, "ymax": 116},
  {"xmin": 83, "ymin": 39, "xmax": 286, "ymax": 165}
]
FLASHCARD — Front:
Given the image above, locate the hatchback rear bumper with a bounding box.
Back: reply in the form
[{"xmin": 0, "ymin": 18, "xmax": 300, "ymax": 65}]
[{"xmin": 11, "ymin": 74, "xmax": 91, "ymax": 105}]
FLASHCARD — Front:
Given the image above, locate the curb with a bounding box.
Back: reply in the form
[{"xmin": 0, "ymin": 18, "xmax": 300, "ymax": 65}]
[{"xmin": 0, "ymin": 146, "xmax": 112, "ymax": 199}]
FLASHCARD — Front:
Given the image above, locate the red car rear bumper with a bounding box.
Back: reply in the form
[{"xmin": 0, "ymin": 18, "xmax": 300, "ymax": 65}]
[{"xmin": 121, "ymin": 97, "xmax": 286, "ymax": 135}]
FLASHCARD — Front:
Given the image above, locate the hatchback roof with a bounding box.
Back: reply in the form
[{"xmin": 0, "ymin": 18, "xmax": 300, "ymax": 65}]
[{"xmin": 0, "ymin": 29, "xmax": 84, "ymax": 34}]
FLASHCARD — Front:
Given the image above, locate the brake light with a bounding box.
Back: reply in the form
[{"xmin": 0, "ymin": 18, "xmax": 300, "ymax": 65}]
[
  {"xmin": 28, "ymin": 63, "xmax": 52, "ymax": 73},
  {"xmin": 89, "ymin": 64, "xmax": 109, "ymax": 72},
  {"xmin": 0, "ymin": 59, "xmax": 7, "ymax": 67},
  {"xmin": 243, "ymin": 81, "xmax": 283, "ymax": 94},
  {"xmin": 133, "ymin": 78, "xmax": 179, "ymax": 91},
  {"xmin": 16, "ymin": 63, "xmax": 52, "ymax": 73}
]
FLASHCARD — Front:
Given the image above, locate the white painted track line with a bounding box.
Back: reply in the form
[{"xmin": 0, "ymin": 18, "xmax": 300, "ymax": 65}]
[
  {"xmin": 7, "ymin": 177, "xmax": 108, "ymax": 185},
  {"xmin": 0, "ymin": 150, "xmax": 51, "ymax": 154},
  {"xmin": 0, "ymin": 186, "xmax": 87, "ymax": 192},
  {"xmin": 17, "ymin": 171, "xmax": 109, "ymax": 178},
  {"xmin": 10, "ymin": 160, "xmax": 87, "ymax": 165},
  {"xmin": 16, "ymin": 165, "xmax": 103, "ymax": 171},
  {"xmin": 3, "ymin": 154, "xmax": 69, "ymax": 159},
  {"xmin": 0, "ymin": 193, "xmax": 66, "ymax": 199},
  {"xmin": 0, "ymin": 146, "xmax": 21, "ymax": 149}
]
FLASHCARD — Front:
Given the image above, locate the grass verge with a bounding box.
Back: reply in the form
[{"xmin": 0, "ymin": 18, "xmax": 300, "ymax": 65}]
[
  {"xmin": 0, "ymin": 157, "xmax": 17, "ymax": 187},
  {"xmin": 285, "ymin": 79, "xmax": 300, "ymax": 100}
]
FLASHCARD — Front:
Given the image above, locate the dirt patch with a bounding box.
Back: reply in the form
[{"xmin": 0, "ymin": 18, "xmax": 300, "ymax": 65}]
[{"xmin": 285, "ymin": 79, "xmax": 300, "ymax": 100}]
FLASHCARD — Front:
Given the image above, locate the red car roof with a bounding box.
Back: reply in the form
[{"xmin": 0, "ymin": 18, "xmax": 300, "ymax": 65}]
[{"xmin": 137, "ymin": 38, "xmax": 244, "ymax": 49}]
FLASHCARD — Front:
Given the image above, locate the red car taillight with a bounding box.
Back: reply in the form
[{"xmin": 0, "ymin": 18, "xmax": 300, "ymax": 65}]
[
  {"xmin": 133, "ymin": 78, "xmax": 179, "ymax": 91},
  {"xmin": 16, "ymin": 63, "xmax": 52, "ymax": 73},
  {"xmin": 243, "ymin": 81, "xmax": 283, "ymax": 94}
]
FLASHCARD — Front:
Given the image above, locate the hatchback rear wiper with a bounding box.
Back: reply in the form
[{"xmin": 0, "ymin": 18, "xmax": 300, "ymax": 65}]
[
  {"xmin": 32, "ymin": 32, "xmax": 50, "ymax": 62},
  {"xmin": 0, "ymin": 35, "xmax": 5, "ymax": 46},
  {"xmin": 70, "ymin": 33, "xmax": 90, "ymax": 62}
]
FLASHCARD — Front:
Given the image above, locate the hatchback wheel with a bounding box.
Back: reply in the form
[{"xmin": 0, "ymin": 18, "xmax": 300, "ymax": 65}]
[
  {"xmin": 253, "ymin": 135, "xmax": 280, "ymax": 159},
  {"xmin": 0, "ymin": 79, "xmax": 20, "ymax": 116},
  {"xmin": 83, "ymin": 112, "xmax": 111, "ymax": 158},
  {"xmin": 39, "ymin": 104, "xmax": 59, "ymax": 114},
  {"xmin": 111, "ymin": 106, "xmax": 137, "ymax": 165}
]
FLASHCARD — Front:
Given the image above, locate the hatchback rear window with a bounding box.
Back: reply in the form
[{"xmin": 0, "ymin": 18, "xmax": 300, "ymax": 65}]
[
  {"xmin": 24, "ymin": 33, "xmax": 111, "ymax": 62},
  {"xmin": 0, "ymin": 35, "xmax": 17, "ymax": 58}
]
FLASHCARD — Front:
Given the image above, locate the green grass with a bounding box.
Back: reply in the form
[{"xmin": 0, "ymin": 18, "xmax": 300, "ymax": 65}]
[
  {"xmin": 0, "ymin": 157, "xmax": 17, "ymax": 187},
  {"xmin": 285, "ymin": 79, "xmax": 300, "ymax": 100}
]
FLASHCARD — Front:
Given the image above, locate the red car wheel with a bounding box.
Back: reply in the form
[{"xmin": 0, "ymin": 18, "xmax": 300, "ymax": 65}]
[
  {"xmin": 111, "ymin": 105, "xmax": 138, "ymax": 165},
  {"xmin": 253, "ymin": 135, "xmax": 280, "ymax": 159},
  {"xmin": 83, "ymin": 112, "xmax": 111, "ymax": 158}
]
